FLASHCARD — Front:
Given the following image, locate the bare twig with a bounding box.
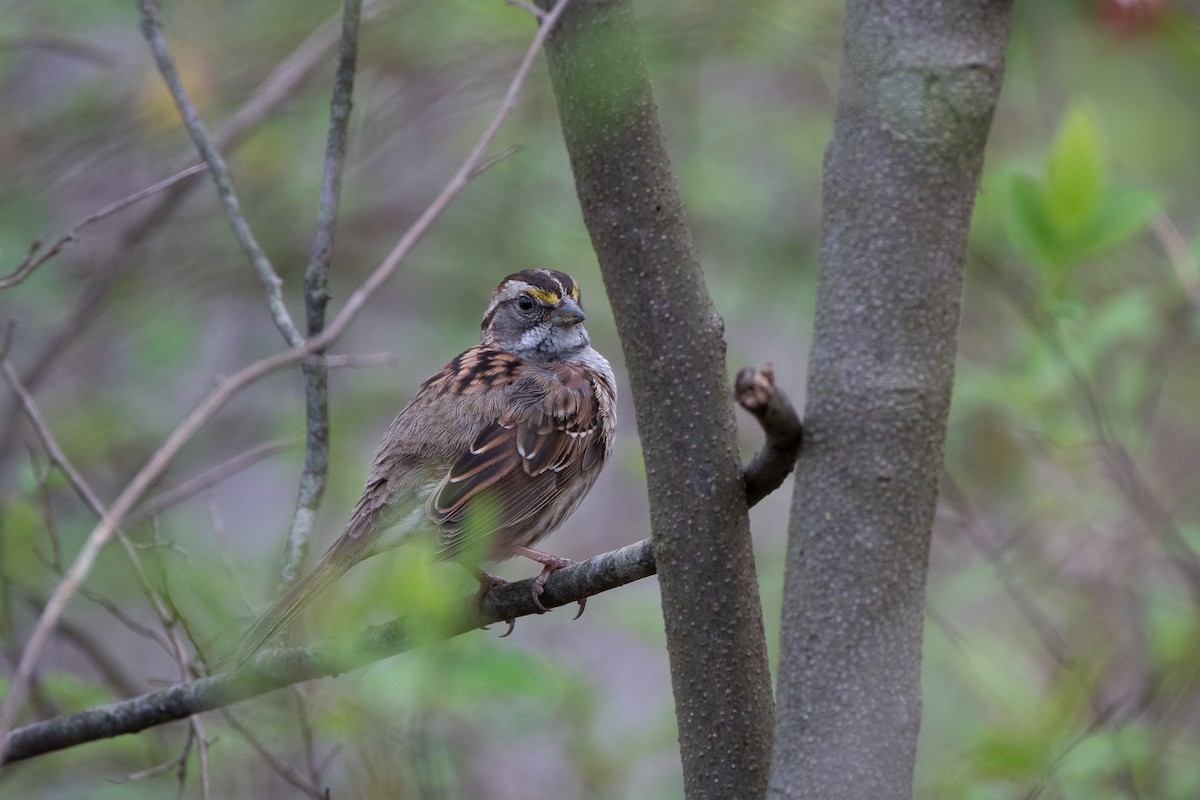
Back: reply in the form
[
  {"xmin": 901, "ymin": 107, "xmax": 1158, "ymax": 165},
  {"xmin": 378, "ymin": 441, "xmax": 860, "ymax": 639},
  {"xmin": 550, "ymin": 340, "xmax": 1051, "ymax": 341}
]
[
  {"xmin": 0, "ymin": 164, "xmax": 207, "ymax": 291},
  {"xmin": 137, "ymin": 0, "xmax": 303, "ymax": 347},
  {"xmin": 0, "ymin": 3, "xmax": 366, "ymax": 462},
  {"xmin": 0, "ymin": 31, "xmax": 118, "ymax": 67},
  {"xmin": 292, "ymin": 689, "xmax": 324, "ymax": 790},
  {"xmin": 506, "ymin": 0, "xmax": 546, "ymax": 20},
  {"xmin": 190, "ymin": 715, "xmax": 210, "ymax": 800},
  {"xmin": 220, "ymin": 709, "xmax": 328, "ymax": 799},
  {"xmin": 735, "ymin": 364, "xmax": 804, "ymax": 507},
  {"xmin": 120, "ymin": 729, "xmax": 192, "ymax": 782},
  {"xmin": 309, "ymin": 352, "xmax": 396, "ymax": 369},
  {"xmin": 979, "ymin": 256, "xmax": 1200, "ymax": 609},
  {"xmin": 279, "ymin": 0, "xmax": 365, "ymax": 592},
  {"xmin": 53, "ymin": 620, "xmax": 144, "ymax": 700},
  {"xmin": 1150, "ymin": 211, "xmax": 1200, "ymax": 316},
  {"xmin": 2, "ymin": 358, "xmax": 206, "ymax": 762},
  {"xmin": 131, "ymin": 439, "xmax": 297, "ymax": 524},
  {"xmin": 0, "ymin": 0, "xmax": 571, "ymax": 759}
]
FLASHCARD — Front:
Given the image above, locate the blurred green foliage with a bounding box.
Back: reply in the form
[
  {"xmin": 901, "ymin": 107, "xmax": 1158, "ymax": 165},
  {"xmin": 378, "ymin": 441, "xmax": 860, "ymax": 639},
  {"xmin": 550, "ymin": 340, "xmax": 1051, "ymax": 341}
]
[{"xmin": 0, "ymin": 0, "xmax": 1198, "ymax": 798}]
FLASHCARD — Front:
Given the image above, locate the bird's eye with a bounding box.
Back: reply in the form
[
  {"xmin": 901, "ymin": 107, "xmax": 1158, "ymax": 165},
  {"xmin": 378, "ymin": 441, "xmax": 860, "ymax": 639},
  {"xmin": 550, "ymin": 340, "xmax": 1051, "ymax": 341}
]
[{"xmin": 517, "ymin": 295, "xmax": 535, "ymax": 312}]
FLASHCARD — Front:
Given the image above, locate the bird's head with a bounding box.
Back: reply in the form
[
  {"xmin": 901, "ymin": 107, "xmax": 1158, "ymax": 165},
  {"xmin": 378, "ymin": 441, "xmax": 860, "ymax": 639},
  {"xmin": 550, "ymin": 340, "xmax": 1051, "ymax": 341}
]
[{"xmin": 480, "ymin": 269, "xmax": 591, "ymax": 359}]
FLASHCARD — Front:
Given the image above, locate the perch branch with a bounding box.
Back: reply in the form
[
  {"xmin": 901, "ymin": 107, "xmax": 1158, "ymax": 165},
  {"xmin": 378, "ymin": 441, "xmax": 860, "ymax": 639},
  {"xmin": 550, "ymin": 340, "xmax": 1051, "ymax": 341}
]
[
  {"xmin": 0, "ymin": 352, "xmax": 795, "ymax": 766},
  {"xmin": 2, "ymin": 537, "xmax": 655, "ymax": 765}
]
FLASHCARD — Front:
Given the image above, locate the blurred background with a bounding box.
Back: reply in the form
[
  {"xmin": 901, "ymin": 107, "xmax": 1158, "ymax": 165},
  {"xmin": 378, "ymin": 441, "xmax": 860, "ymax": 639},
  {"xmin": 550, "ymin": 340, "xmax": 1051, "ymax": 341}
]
[{"xmin": 1, "ymin": 0, "xmax": 1198, "ymax": 797}]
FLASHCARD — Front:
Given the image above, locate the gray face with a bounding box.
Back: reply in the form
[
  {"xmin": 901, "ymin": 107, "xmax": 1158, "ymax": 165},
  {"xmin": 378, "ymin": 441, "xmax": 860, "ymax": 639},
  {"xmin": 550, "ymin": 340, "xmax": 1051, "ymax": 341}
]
[{"xmin": 480, "ymin": 271, "xmax": 591, "ymax": 360}]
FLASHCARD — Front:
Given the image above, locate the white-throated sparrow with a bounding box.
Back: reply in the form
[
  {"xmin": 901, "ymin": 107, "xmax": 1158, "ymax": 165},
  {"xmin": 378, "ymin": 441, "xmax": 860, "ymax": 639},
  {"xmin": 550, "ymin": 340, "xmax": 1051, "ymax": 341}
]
[{"xmin": 237, "ymin": 269, "xmax": 617, "ymax": 659}]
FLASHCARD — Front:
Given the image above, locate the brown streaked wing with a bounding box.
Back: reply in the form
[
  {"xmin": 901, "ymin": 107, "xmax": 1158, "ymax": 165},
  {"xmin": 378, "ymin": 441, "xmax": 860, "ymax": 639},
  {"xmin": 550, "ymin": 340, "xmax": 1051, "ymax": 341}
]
[{"xmin": 429, "ymin": 363, "xmax": 605, "ymax": 561}]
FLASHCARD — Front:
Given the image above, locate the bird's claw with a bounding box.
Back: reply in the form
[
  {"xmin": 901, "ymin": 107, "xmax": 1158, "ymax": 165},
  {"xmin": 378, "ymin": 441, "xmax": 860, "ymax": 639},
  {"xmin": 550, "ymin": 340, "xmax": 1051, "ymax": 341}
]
[
  {"xmin": 529, "ymin": 555, "xmax": 584, "ymax": 617},
  {"xmin": 472, "ymin": 571, "xmax": 516, "ymax": 636}
]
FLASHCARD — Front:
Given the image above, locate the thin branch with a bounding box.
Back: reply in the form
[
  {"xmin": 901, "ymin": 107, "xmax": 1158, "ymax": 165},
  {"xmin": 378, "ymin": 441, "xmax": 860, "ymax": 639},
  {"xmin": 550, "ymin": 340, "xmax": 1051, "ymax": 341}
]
[
  {"xmin": 734, "ymin": 364, "xmax": 804, "ymax": 507},
  {"xmin": 53, "ymin": 620, "xmax": 144, "ymax": 700},
  {"xmin": 279, "ymin": 0, "xmax": 364, "ymax": 592},
  {"xmin": 291, "ymin": 689, "xmax": 324, "ymax": 791},
  {"xmin": 309, "ymin": 351, "xmax": 396, "ymax": 369},
  {"xmin": 120, "ymin": 729, "xmax": 193, "ymax": 782},
  {"xmin": 1150, "ymin": 211, "xmax": 1200, "ymax": 316},
  {"xmin": 130, "ymin": 439, "xmax": 297, "ymax": 524},
  {"xmin": 2, "ymin": 537, "xmax": 656, "ymax": 765},
  {"xmin": 136, "ymin": 0, "xmax": 303, "ymax": 348},
  {"xmin": 323, "ymin": 0, "xmax": 575, "ymax": 334},
  {"xmin": 980, "ymin": 255, "xmax": 1200, "ymax": 609},
  {"xmin": 0, "ymin": 0, "xmax": 570, "ymax": 760},
  {"xmin": 1, "ymin": 358, "xmax": 209, "ymax": 760},
  {"xmin": 0, "ymin": 2, "xmax": 364, "ymax": 461},
  {"xmin": 220, "ymin": 708, "xmax": 327, "ymax": 799},
  {"xmin": 0, "ymin": 164, "xmax": 207, "ymax": 290},
  {"xmin": 505, "ymin": 0, "xmax": 546, "ymax": 20},
  {"xmin": 190, "ymin": 715, "xmax": 211, "ymax": 800},
  {"xmin": 0, "ymin": 31, "xmax": 118, "ymax": 68},
  {"xmin": 3, "ymin": 357, "xmax": 179, "ymax": 624},
  {"xmin": 213, "ymin": 4, "xmax": 385, "ymax": 155}
]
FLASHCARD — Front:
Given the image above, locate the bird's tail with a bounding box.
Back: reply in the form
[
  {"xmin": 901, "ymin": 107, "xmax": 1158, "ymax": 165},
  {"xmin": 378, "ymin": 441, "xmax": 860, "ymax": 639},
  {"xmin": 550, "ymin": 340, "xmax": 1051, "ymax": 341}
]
[{"xmin": 233, "ymin": 549, "xmax": 353, "ymax": 666}]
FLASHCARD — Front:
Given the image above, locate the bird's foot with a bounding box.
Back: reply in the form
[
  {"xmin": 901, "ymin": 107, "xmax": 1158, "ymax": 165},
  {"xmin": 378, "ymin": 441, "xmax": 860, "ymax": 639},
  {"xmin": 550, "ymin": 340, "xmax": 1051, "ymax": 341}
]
[
  {"xmin": 471, "ymin": 570, "xmax": 516, "ymax": 637},
  {"xmin": 510, "ymin": 545, "xmax": 586, "ymax": 619}
]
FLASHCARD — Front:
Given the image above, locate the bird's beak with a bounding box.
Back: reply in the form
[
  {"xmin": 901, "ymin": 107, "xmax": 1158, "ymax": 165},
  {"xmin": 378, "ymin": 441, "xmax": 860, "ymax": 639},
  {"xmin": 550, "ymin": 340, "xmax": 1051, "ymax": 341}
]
[{"xmin": 552, "ymin": 297, "xmax": 586, "ymax": 326}]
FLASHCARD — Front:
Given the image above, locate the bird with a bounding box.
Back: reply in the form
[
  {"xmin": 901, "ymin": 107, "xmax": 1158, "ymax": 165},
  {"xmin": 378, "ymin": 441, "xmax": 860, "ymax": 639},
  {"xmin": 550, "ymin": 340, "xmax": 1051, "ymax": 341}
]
[{"xmin": 236, "ymin": 269, "xmax": 617, "ymax": 661}]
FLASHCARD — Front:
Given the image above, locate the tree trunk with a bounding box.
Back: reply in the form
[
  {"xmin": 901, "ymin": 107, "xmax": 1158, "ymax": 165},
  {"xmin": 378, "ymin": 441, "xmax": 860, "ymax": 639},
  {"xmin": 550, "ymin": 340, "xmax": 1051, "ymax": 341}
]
[
  {"xmin": 538, "ymin": 0, "xmax": 775, "ymax": 795},
  {"xmin": 769, "ymin": 3, "xmax": 1014, "ymax": 798}
]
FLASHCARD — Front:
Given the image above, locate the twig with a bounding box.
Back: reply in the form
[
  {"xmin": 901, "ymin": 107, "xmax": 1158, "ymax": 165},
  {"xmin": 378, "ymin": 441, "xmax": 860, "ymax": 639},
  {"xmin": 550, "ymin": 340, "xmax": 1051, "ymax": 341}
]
[
  {"xmin": 119, "ymin": 728, "xmax": 192, "ymax": 782},
  {"xmin": 279, "ymin": 0, "xmax": 364, "ymax": 592},
  {"xmin": 309, "ymin": 351, "xmax": 396, "ymax": 369},
  {"xmin": 219, "ymin": 709, "xmax": 327, "ymax": 799},
  {"xmin": 979, "ymin": 256, "xmax": 1200, "ymax": 609},
  {"xmin": 53, "ymin": 619, "xmax": 144, "ymax": 700},
  {"xmin": 292, "ymin": 689, "xmax": 324, "ymax": 790},
  {"xmin": 0, "ymin": 31, "xmax": 118, "ymax": 68},
  {"xmin": 506, "ymin": 0, "xmax": 546, "ymax": 20},
  {"xmin": 939, "ymin": 477, "xmax": 1076, "ymax": 672},
  {"xmin": 137, "ymin": 0, "xmax": 303, "ymax": 348},
  {"xmin": 2, "ymin": 358, "xmax": 206, "ymax": 760},
  {"xmin": 3, "ymin": 356, "xmax": 180, "ymax": 620},
  {"xmin": 735, "ymin": 365, "xmax": 804, "ymax": 507},
  {"xmin": 1150, "ymin": 211, "xmax": 1200, "ymax": 316},
  {"xmin": 0, "ymin": 3, "xmax": 364, "ymax": 463},
  {"xmin": 327, "ymin": 0, "xmax": 575, "ymax": 332},
  {"xmin": 2, "ymin": 536, "xmax": 656, "ymax": 764},
  {"xmin": 0, "ymin": 164, "xmax": 207, "ymax": 291},
  {"xmin": 0, "ymin": 0, "xmax": 571, "ymax": 760},
  {"xmin": 190, "ymin": 715, "xmax": 210, "ymax": 800},
  {"xmin": 130, "ymin": 439, "xmax": 297, "ymax": 524}
]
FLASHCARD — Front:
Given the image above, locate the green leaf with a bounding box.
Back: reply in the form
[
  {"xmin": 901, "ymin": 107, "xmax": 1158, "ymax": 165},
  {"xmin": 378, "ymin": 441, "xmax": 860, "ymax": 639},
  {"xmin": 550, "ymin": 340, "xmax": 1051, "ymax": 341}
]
[
  {"xmin": 1075, "ymin": 188, "xmax": 1160, "ymax": 261},
  {"xmin": 1004, "ymin": 172, "xmax": 1062, "ymax": 269},
  {"xmin": 1045, "ymin": 106, "xmax": 1105, "ymax": 234}
]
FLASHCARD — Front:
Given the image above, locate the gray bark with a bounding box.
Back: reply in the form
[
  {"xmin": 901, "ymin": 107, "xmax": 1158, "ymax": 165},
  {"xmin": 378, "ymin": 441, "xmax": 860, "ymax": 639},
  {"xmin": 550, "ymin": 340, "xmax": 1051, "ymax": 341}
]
[
  {"xmin": 537, "ymin": 0, "xmax": 776, "ymax": 795},
  {"xmin": 769, "ymin": 3, "xmax": 1013, "ymax": 798}
]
